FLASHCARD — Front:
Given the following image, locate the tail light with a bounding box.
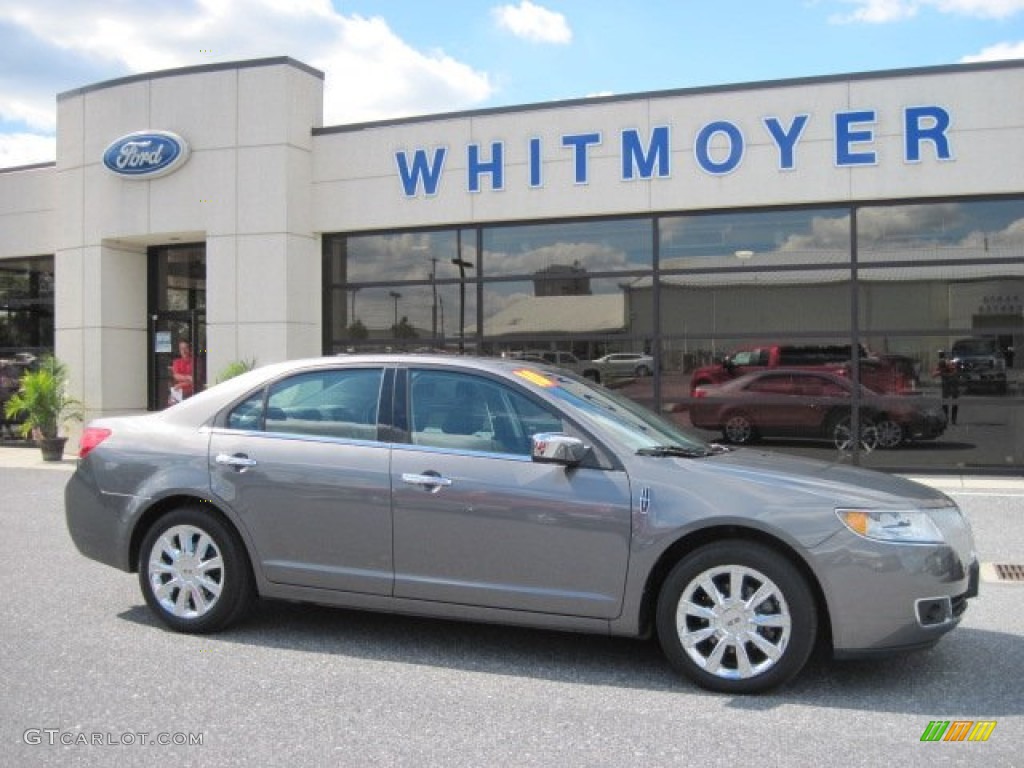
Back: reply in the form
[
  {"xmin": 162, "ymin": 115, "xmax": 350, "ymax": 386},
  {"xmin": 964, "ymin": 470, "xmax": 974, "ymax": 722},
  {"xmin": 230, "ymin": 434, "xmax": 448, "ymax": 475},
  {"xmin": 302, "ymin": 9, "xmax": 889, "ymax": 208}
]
[{"xmin": 79, "ymin": 427, "xmax": 112, "ymax": 459}]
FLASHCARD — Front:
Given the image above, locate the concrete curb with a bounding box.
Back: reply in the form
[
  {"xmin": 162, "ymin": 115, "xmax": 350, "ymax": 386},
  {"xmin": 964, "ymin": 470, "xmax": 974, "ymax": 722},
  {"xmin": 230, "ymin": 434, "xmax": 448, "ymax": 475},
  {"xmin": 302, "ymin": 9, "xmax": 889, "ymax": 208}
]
[{"xmin": 0, "ymin": 445, "xmax": 77, "ymax": 471}]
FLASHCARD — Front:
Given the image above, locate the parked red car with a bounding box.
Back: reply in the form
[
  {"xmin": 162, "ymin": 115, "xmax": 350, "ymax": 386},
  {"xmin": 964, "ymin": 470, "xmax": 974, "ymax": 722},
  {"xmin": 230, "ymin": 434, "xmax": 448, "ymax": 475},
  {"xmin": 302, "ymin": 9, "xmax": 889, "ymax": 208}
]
[{"xmin": 689, "ymin": 369, "xmax": 945, "ymax": 450}]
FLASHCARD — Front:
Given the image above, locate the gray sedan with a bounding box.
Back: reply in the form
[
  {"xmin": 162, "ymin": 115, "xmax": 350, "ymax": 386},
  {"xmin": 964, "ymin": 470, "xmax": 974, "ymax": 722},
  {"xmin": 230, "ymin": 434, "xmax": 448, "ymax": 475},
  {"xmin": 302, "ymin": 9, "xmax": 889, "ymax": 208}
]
[{"xmin": 65, "ymin": 355, "xmax": 978, "ymax": 694}]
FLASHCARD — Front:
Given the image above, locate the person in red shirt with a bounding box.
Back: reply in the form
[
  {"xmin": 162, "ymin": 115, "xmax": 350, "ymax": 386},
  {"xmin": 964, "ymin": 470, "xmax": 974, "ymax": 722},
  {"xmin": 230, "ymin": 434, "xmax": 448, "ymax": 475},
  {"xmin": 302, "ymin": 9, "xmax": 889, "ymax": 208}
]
[{"xmin": 170, "ymin": 340, "xmax": 195, "ymax": 403}]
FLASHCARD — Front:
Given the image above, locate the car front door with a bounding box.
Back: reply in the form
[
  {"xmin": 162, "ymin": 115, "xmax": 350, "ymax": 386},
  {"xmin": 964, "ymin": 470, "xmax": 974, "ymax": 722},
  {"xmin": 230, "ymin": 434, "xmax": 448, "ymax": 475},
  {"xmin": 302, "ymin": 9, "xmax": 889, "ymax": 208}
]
[
  {"xmin": 209, "ymin": 366, "xmax": 393, "ymax": 595},
  {"xmin": 390, "ymin": 367, "xmax": 632, "ymax": 619}
]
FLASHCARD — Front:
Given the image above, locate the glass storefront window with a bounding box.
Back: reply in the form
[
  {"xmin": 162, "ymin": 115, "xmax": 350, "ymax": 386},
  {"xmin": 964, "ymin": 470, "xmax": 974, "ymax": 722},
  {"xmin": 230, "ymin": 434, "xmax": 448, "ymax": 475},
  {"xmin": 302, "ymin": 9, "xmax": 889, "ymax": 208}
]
[
  {"xmin": 481, "ymin": 276, "xmax": 651, "ymax": 361},
  {"xmin": 857, "ymin": 199, "xmax": 1024, "ymax": 264},
  {"xmin": 152, "ymin": 245, "xmax": 205, "ymax": 312},
  {"xmin": 660, "ymin": 208, "xmax": 850, "ymax": 270},
  {"xmin": 339, "ymin": 230, "xmax": 473, "ymax": 284},
  {"xmin": 856, "ymin": 200, "xmax": 1024, "ymax": 470},
  {"xmin": 322, "ymin": 197, "xmax": 1024, "ymax": 471},
  {"xmin": 483, "ymin": 218, "xmax": 652, "ymax": 278},
  {"xmin": 0, "ymin": 255, "xmax": 54, "ymax": 357}
]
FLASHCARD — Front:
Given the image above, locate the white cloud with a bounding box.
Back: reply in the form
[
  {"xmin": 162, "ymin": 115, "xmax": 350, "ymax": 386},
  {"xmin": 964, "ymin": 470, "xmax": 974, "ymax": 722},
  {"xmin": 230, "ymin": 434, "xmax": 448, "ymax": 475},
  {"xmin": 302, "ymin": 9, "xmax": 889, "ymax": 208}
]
[
  {"xmin": 933, "ymin": 0, "xmax": 1024, "ymax": 16},
  {"xmin": 0, "ymin": 0, "xmax": 494, "ymax": 166},
  {"xmin": 0, "ymin": 132, "xmax": 55, "ymax": 167},
  {"xmin": 832, "ymin": 0, "xmax": 1024, "ymax": 22},
  {"xmin": 492, "ymin": 1, "xmax": 572, "ymax": 44},
  {"xmin": 961, "ymin": 40, "xmax": 1024, "ymax": 60}
]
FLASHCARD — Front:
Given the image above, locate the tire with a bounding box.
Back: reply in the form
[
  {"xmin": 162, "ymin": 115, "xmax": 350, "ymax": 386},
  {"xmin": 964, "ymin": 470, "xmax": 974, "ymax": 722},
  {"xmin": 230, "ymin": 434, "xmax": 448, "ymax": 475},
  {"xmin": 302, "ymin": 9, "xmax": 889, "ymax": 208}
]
[
  {"xmin": 723, "ymin": 412, "xmax": 757, "ymax": 444},
  {"xmin": 830, "ymin": 413, "xmax": 878, "ymax": 453},
  {"xmin": 138, "ymin": 505, "xmax": 255, "ymax": 634},
  {"xmin": 635, "ymin": 365, "xmax": 652, "ymax": 377},
  {"xmin": 583, "ymin": 370, "xmax": 601, "ymax": 384},
  {"xmin": 656, "ymin": 541, "xmax": 817, "ymax": 694},
  {"xmin": 874, "ymin": 418, "xmax": 904, "ymax": 449}
]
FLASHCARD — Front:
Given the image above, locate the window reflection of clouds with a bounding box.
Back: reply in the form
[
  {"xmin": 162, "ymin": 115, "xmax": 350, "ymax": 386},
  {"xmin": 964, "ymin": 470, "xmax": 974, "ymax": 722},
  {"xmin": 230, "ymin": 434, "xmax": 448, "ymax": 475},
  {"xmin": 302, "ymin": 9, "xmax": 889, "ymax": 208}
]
[
  {"xmin": 345, "ymin": 231, "xmax": 465, "ymax": 283},
  {"xmin": 858, "ymin": 201, "xmax": 1024, "ymax": 257},
  {"xmin": 659, "ymin": 209, "xmax": 850, "ymax": 268},
  {"xmin": 658, "ymin": 201, "xmax": 1024, "ymax": 268},
  {"xmin": 483, "ymin": 240, "xmax": 632, "ymax": 277},
  {"xmin": 484, "ymin": 219, "xmax": 651, "ymax": 278}
]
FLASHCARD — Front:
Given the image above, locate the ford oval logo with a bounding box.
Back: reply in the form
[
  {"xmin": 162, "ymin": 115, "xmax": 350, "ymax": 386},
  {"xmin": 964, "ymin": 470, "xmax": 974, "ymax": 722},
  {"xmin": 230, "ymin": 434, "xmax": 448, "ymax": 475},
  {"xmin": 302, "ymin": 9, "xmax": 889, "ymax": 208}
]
[{"xmin": 102, "ymin": 130, "xmax": 190, "ymax": 179}]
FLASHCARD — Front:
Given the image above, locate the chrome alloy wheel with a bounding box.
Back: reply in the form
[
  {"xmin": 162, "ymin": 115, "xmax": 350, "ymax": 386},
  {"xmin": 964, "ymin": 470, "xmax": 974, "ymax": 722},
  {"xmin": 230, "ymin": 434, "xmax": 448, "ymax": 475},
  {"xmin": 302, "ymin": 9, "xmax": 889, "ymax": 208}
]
[
  {"xmin": 723, "ymin": 414, "xmax": 754, "ymax": 444},
  {"xmin": 147, "ymin": 525, "xmax": 225, "ymax": 619},
  {"xmin": 675, "ymin": 565, "xmax": 792, "ymax": 680},
  {"xmin": 874, "ymin": 419, "xmax": 904, "ymax": 449}
]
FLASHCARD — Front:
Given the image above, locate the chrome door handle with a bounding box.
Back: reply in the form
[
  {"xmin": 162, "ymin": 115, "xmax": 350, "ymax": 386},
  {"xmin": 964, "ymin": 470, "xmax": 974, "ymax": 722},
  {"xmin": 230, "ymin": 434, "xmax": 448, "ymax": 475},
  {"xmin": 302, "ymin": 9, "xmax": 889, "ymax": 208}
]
[
  {"xmin": 401, "ymin": 472, "xmax": 453, "ymax": 489},
  {"xmin": 216, "ymin": 453, "xmax": 258, "ymax": 470}
]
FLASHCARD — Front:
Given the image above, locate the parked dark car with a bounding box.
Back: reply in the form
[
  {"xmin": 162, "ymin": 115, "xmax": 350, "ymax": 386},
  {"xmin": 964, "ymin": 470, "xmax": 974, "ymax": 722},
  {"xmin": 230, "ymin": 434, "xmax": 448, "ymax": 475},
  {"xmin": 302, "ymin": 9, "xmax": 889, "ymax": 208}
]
[
  {"xmin": 951, "ymin": 336, "xmax": 1008, "ymax": 394},
  {"xmin": 66, "ymin": 355, "xmax": 976, "ymax": 694},
  {"xmin": 690, "ymin": 369, "xmax": 946, "ymax": 449}
]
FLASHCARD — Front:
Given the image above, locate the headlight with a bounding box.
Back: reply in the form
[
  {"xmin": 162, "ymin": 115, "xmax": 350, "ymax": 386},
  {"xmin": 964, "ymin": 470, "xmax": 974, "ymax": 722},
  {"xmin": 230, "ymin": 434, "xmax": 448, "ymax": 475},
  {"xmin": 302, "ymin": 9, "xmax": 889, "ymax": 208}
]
[{"xmin": 836, "ymin": 508, "xmax": 945, "ymax": 544}]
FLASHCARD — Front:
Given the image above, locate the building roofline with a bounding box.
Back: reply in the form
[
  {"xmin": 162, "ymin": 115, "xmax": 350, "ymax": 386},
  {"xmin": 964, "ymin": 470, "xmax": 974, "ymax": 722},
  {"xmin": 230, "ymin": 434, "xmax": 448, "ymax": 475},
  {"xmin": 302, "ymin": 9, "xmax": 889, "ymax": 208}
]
[
  {"xmin": 57, "ymin": 56, "xmax": 324, "ymax": 101},
  {"xmin": 0, "ymin": 161, "xmax": 56, "ymax": 175},
  {"xmin": 315, "ymin": 57, "xmax": 1024, "ymax": 135}
]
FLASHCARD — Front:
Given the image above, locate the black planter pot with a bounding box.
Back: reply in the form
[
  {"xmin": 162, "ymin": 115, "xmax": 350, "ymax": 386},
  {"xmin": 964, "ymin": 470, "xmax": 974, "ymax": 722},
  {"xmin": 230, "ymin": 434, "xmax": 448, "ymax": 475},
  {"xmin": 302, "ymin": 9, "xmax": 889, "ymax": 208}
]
[{"xmin": 39, "ymin": 436, "xmax": 68, "ymax": 462}]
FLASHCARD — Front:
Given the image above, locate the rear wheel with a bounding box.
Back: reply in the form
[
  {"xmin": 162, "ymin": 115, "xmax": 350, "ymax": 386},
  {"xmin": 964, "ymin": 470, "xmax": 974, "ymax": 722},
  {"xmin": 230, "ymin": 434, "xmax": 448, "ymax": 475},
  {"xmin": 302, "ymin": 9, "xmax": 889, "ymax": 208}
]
[
  {"xmin": 831, "ymin": 414, "xmax": 878, "ymax": 452},
  {"xmin": 656, "ymin": 541, "xmax": 817, "ymax": 693},
  {"xmin": 138, "ymin": 506, "xmax": 255, "ymax": 633}
]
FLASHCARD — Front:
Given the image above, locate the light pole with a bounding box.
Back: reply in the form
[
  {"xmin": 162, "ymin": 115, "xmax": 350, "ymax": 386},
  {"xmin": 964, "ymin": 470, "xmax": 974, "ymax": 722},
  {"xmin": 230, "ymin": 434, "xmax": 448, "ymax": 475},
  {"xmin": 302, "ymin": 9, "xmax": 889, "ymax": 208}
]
[
  {"xmin": 349, "ymin": 286, "xmax": 360, "ymax": 326},
  {"xmin": 389, "ymin": 290, "xmax": 401, "ymax": 332},
  {"xmin": 451, "ymin": 255, "xmax": 474, "ymax": 354},
  {"xmin": 429, "ymin": 257, "xmax": 438, "ymax": 342}
]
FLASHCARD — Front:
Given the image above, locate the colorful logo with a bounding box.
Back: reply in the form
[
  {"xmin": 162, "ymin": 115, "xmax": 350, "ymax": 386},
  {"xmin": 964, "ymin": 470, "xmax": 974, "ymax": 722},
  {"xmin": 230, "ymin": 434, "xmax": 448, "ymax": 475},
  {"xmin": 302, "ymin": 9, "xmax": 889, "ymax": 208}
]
[
  {"xmin": 102, "ymin": 131, "xmax": 190, "ymax": 179},
  {"xmin": 920, "ymin": 720, "xmax": 996, "ymax": 742}
]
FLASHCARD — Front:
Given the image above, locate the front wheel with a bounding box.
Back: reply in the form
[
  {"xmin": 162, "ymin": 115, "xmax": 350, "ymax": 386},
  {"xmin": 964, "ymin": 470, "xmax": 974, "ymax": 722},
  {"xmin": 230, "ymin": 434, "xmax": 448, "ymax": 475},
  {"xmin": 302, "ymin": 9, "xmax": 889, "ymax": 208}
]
[
  {"xmin": 874, "ymin": 418, "xmax": 904, "ymax": 449},
  {"xmin": 138, "ymin": 506, "xmax": 255, "ymax": 634},
  {"xmin": 656, "ymin": 541, "xmax": 817, "ymax": 694},
  {"xmin": 723, "ymin": 412, "xmax": 757, "ymax": 444}
]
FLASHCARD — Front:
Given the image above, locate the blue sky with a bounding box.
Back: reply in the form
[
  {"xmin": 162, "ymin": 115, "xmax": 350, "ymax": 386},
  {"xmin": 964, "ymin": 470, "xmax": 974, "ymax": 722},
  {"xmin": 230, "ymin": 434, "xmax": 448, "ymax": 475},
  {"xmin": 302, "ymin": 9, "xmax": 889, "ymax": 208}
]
[{"xmin": 1, "ymin": 0, "xmax": 1023, "ymax": 167}]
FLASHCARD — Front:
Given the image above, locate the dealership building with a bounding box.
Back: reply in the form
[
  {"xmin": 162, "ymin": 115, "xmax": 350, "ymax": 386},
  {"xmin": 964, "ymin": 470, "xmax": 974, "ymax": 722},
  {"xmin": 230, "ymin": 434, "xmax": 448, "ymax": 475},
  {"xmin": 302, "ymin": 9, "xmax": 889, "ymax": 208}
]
[{"xmin": 0, "ymin": 56, "xmax": 1021, "ymax": 471}]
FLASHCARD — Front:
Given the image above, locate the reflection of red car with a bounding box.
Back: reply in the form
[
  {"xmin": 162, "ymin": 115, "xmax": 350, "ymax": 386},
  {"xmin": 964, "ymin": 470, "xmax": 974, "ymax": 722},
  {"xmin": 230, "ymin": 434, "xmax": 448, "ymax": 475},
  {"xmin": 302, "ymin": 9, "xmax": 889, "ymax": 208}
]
[
  {"xmin": 689, "ymin": 369, "xmax": 945, "ymax": 450},
  {"xmin": 689, "ymin": 344, "xmax": 915, "ymax": 395}
]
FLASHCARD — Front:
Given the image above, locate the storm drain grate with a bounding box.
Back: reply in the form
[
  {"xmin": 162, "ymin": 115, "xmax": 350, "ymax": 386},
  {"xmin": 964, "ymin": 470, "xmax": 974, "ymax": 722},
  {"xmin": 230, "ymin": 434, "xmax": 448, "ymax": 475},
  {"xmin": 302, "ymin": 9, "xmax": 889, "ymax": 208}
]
[{"xmin": 982, "ymin": 563, "xmax": 1024, "ymax": 583}]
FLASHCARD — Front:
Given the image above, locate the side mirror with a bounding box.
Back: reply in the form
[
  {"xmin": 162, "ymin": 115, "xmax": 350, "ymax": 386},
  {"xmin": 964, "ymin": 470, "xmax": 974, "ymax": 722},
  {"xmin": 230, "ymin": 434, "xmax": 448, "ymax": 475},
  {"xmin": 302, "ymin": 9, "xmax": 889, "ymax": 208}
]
[{"xmin": 531, "ymin": 433, "xmax": 588, "ymax": 466}]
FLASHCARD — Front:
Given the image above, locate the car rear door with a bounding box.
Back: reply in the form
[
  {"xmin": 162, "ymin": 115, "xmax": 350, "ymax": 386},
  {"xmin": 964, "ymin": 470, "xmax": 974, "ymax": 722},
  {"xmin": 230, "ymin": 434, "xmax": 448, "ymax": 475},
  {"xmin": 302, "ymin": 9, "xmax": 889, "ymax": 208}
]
[
  {"xmin": 209, "ymin": 366, "xmax": 393, "ymax": 595},
  {"xmin": 389, "ymin": 367, "xmax": 632, "ymax": 619}
]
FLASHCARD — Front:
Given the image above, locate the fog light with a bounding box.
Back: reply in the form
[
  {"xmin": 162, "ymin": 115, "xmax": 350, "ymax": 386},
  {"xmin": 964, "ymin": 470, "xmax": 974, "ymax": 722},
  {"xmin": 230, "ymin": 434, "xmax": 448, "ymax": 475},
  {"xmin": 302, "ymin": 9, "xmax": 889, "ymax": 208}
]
[{"xmin": 915, "ymin": 597, "xmax": 952, "ymax": 627}]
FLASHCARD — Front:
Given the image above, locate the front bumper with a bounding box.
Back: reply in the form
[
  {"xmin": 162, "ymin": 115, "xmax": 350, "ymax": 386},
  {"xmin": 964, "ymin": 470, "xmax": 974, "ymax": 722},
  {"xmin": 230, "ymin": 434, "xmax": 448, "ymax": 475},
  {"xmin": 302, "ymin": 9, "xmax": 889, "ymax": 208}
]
[
  {"xmin": 905, "ymin": 411, "xmax": 947, "ymax": 440},
  {"xmin": 810, "ymin": 507, "xmax": 978, "ymax": 654}
]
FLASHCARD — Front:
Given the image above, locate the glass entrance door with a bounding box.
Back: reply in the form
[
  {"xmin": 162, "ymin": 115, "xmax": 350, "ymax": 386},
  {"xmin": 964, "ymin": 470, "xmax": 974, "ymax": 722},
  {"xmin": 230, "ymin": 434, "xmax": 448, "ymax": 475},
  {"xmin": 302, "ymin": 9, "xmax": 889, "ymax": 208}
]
[{"xmin": 148, "ymin": 245, "xmax": 206, "ymax": 410}]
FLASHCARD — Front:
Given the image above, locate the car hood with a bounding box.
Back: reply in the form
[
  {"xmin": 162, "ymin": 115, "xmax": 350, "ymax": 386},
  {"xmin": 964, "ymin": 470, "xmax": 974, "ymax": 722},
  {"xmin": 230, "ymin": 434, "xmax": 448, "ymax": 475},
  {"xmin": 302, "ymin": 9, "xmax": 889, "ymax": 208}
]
[{"xmin": 655, "ymin": 448, "xmax": 953, "ymax": 509}]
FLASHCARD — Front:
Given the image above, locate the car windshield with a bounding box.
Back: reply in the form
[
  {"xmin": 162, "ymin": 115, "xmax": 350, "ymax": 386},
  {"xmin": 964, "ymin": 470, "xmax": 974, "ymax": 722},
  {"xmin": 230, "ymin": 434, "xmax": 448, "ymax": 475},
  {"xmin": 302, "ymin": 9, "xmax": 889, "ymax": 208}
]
[
  {"xmin": 514, "ymin": 368, "xmax": 713, "ymax": 456},
  {"xmin": 952, "ymin": 340, "xmax": 995, "ymax": 355}
]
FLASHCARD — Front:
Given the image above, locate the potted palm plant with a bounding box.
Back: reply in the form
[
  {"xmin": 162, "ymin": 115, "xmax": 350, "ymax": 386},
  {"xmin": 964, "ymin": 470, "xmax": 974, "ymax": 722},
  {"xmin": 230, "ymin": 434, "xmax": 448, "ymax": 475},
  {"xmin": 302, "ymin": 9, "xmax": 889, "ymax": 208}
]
[{"xmin": 3, "ymin": 356, "xmax": 84, "ymax": 461}]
